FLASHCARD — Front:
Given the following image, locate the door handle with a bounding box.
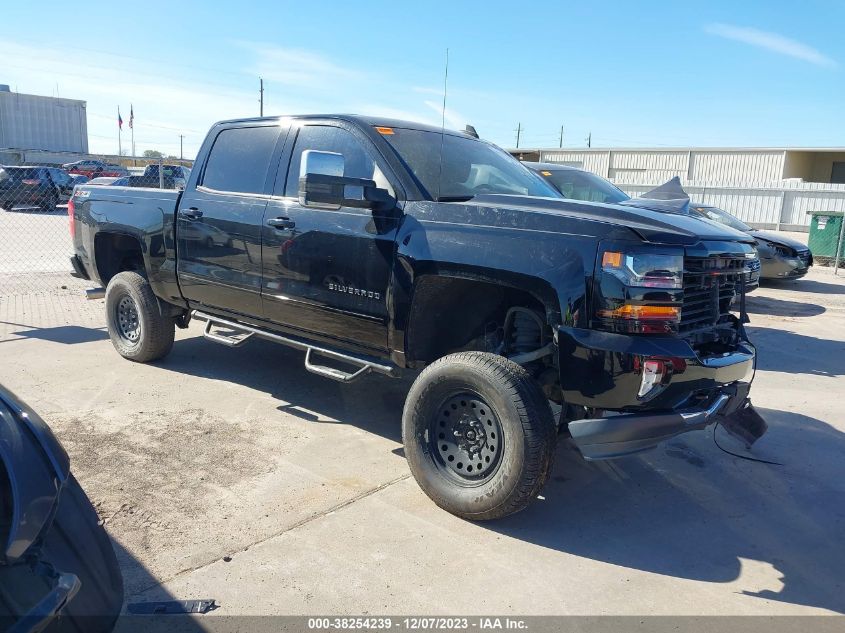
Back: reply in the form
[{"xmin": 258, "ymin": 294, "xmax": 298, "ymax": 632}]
[
  {"xmin": 179, "ymin": 207, "xmax": 203, "ymax": 220},
  {"xmin": 267, "ymin": 216, "xmax": 295, "ymax": 230}
]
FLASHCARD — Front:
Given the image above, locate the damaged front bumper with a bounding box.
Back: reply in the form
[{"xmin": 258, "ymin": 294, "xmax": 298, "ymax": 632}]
[
  {"xmin": 557, "ymin": 326, "xmax": 764, "ymax": 460},
  {"xmin": 568, "ymin": 382, "xmax": 763, "ymax": 460}
]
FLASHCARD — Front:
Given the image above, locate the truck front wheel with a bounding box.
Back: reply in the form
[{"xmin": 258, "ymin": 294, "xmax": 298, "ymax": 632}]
[
  {"xmin": 105, "ymin": 271, "xmax": 175, "ymax": 362},
  {"xmin": 402, "ymin": 352, "xmax": 556, "ymax": 520}
]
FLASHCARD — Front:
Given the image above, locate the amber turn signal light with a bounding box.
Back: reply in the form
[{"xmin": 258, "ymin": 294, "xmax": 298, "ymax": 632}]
[
  {"xmin": 602, "ymin": 251, "xmax": 623, "ymax": 268},
  {"xmin": 599, "ymin": 305, "xmax": 680, "ymax": 321}
]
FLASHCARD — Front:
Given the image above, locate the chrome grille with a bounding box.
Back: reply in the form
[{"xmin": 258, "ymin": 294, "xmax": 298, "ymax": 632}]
[{"xmin": 680, "ymin": 256, "xmax": 746, "ymax": 333}]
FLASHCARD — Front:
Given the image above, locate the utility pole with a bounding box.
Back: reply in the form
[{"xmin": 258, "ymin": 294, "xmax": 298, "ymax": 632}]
[
  {"xmin": 586, "ymin": 132, "xmax": 592, "ymax": 148},
  {"xmin": 259, "ymin": 77, "xmax": 264, "ymax": 117},
  {"xmin": 515, "ymin": 123, "xmax": 522, "ymax": 148},
  {"xmin": 559, "ymin": 125, "xmax": 564, "ymax": 148},
  {"xmin": 179, "ymin": 135, "xmax": 184, "ymax": 160}
]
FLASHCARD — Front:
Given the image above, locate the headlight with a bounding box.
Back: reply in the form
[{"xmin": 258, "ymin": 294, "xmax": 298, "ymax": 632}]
[
  {"xmin": 773, "ymin": 244, "xmax": 794, "ymax": 258},
  {"xmin": 601, "ymin": 251, "xmax": 683, "ymax": 289},
  {"xmin": 595, "ymin": 248, "xmax": 683, "ymax": 334}
]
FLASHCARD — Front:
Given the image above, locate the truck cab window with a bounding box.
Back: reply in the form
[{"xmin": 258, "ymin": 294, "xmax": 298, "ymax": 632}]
[
  {"xmin": 201, "ymin": 126, "xmax": 280, "ymax": 194},
  {"xmin": 383, "ymin": 128, "xmax": 557, "ymax": 200},
  {"xmin": 284, "ymin": 125, "xmax": 394, "ymax": 198}
]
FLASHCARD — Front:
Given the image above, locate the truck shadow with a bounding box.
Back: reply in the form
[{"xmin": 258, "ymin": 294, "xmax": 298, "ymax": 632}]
[
  {"xmin": 487, "ymin": 406, "xmax": 845, "ymax": 614},
  {"xmin": 745, "ymin": 295, "xmax": 825, "ymax": 317},
  {"xmin": 0, "ymin": 321, "xmax": 108, "ymax": 345},
  {"xmin": 156, "ymin": 332, "xmax": 845, "ymax": 614},
  {"xmin": 159, "ymin": 334, "xmax": 412, "ymax": 443},
  {"xmin": 763, "ymin": 278, "xmax": 845, "ymax": 295},
  {"xmin": 746, "ymin": 324, "xmax": 845, "ymax": 377}
]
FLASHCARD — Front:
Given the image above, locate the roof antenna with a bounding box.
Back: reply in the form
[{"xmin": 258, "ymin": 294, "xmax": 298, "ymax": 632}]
[{"xmin": 436, "ymin": 48, "xmax": 449, "ymax": 202}]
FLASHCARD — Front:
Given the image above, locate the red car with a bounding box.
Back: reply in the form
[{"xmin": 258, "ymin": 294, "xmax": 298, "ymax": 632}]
[{"xmin": 62, "ymin": 160, "xmax": 128, "ymax": 179}]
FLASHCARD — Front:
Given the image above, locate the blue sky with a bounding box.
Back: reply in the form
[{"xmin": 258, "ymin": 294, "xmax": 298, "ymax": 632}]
[{"xmin": 3, "ymin": 0, "xmax": 842, "ymax": 157}]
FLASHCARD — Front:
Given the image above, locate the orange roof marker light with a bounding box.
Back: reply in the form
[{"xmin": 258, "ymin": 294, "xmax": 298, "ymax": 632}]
[{"xmin": 375, "ymin": 126, "xmax": 395, "ymax": 135}]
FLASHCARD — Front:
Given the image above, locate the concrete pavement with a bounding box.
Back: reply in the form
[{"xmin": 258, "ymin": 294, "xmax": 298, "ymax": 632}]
[{"xmin": 0, "ymin": 267, "xmax": 843, "ymax": 615}]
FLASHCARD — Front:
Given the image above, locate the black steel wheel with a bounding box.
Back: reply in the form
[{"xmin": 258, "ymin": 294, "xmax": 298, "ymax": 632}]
[
  {"xmin": 403, "ymin": 351, "xmax": 557, "ymax": 520},
  {"xmin": 105, "ymin": 271, "xmax": 175, "ymax": 362},
  {"xmin": 431, "ymin": 392, "xmax": 504, "ymax": 484},
  {"xmin": 114, "ymin": 295, "xmax": 141, "ymax": 343}
]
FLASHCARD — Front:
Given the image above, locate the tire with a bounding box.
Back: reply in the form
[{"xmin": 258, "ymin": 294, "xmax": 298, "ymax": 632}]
[
  {"xmin": 105, "ymin": 271, "xmax": 175, "ymax": 362},
  {"xmin": 402, "ymin": 351, "xmax": 557, "ymax": 520},
  {"xmin": 40, "ymin": 189, "xmax": 58, "ymax": 212}
]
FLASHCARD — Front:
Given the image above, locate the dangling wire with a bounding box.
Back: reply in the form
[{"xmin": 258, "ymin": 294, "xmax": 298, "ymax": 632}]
[{"xmin": 712, "ymin": 420, "xmax": 783, "ymax": 466}]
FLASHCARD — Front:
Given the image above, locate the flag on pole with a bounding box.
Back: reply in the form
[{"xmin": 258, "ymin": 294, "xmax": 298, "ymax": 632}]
[
  {"xmin": 129, "ymin": 105, "xmax": 134, "ymax": 129},
  {"xmin": 118, "ymin": 108, "xmax": 123, "ymax": 129}
]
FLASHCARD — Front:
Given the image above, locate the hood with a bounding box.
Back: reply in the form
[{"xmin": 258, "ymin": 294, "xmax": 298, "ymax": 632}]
[
  {"xmin": 749, "ymin": 229, "xmax": 808, "ymax": 251},
  {"xmin": 620, "ymin": 177, "xmax": 691, "ymax": 215},
  {"xmin": 470, "ymin": 193, "xmax": 754, "ymax": 245}
]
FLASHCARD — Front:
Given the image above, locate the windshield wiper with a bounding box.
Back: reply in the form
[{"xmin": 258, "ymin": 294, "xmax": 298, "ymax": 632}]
[{"xmin": 437, "ymin": 195, "xmax": 475, "ymax": 202}]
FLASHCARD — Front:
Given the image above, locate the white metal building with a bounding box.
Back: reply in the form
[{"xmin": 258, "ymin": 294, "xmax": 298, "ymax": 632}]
[
  {"xmin": 0, "ymin": 85, "xmax": 88, "ymax": 154},
  {"xmin": 511, "ymin": 146, "xmax": 845, "ymax": 185},
  {"xmin": 510, "ymin": 146, "xmax": 845, "ymax": 231}
]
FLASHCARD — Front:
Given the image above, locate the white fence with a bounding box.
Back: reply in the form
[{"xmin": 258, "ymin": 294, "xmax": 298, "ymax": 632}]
[{"xmin": 617, "ymin": 181, "xmax": 845, "ymax": 232}]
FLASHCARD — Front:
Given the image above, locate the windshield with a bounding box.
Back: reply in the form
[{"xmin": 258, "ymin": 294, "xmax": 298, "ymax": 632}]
[
  {"xmin": 0, "ymin": 167, "xmax": 38, "ymax": 181},
  {"xmin": 539, "ymin": 168, "xmax": 629, "ymax": 204},
  {"xmin": 691, "ymin": 205, "xmax": 751, "ymax": 232},
  {"xmin": 382, "ymin": 129, "xmax": 559, "ymax": 201}
]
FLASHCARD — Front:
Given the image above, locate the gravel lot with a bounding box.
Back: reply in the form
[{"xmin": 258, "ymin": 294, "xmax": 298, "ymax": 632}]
[{"xmin": 1, "ymin": 213, "xmax": 844, "ymax": 616}]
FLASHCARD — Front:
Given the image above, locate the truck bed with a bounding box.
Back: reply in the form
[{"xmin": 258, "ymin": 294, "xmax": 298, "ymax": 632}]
[{"xmin": 71, "ymin": 185, "xmax": 184, "ymax": 304}]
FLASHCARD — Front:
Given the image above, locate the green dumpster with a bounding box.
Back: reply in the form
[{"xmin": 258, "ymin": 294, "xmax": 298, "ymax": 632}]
[{"xmin": 807, "ymin": 210, "xmax": 845, "ymax": 265}]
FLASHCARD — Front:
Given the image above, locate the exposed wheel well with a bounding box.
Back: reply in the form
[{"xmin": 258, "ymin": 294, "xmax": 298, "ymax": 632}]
[
  {"xmin": 94, "ymin": 233, "xmax": 145, "ymax": 287},
  {"xmin": 405, "ymin": 275, "xmax": 551, "ymax": 365}
]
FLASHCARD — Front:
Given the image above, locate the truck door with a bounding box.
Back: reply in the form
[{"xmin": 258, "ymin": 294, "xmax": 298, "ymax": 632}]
[
  {"xmin": 177, "ymin": 123, "xmax": 286, "ymax": 315},
  {"xmin": 260, "ymin": 122, "xmax": 402, "ymax": 354}
]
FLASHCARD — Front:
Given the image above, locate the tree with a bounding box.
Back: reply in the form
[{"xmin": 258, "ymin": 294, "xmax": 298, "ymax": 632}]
[{"xmin": 143, "ymin": 149, "xmax": 164, "ymax": 158}]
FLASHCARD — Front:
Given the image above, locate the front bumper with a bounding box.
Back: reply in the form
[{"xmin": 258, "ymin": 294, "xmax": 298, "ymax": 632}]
[
  {"xmin": 557, "ymin": 326, "xmax": 757, "ymax": 459},
  {"xmin": 568, "ymin": 382, "xmax": 752, "ymax": 459},
  {"xmin": 760, "ymin": 255, "xmax": 810, "ymax": 280}
]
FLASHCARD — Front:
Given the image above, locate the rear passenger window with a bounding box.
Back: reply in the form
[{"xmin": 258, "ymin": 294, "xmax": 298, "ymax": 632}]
[{"xmin": 202, "ymin": 126, "xmax": 280, "ymax": 194}]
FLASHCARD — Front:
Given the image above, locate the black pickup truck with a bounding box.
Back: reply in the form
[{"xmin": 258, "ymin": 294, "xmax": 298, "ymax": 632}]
[{"xmin": 68, "ymin": 115, "xmax": 764, "ymax": 520}]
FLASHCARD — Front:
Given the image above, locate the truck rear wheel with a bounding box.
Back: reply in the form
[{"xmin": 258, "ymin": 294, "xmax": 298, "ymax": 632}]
[
  {"xmin": 402, "ymin": 352, "xmax": 556, "ymax": 520},
  {"xmin": 105, "ymin": 271, "xmax": 175, "ymax": 362}
]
